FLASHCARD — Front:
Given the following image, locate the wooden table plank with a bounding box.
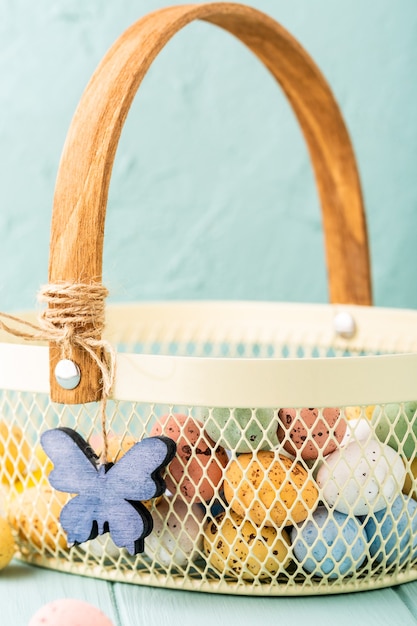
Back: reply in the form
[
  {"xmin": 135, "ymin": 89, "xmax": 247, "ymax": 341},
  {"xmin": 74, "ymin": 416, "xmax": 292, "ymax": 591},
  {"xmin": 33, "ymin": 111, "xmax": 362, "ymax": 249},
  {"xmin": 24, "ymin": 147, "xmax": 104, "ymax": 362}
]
[
  {"xmin": 1, "ymin": 561, "xmax": 118, "ymax": 626},
  {"xmin": 394, "ymin": 582, "xmax": 417, "ymax": 621},
  {"xmin": 113, "ymin": 581, "xmax": 417, "ymax": 626},
  {"xmin": 3, "ymin": 562, "xmax": 417, "ymax": 626}
]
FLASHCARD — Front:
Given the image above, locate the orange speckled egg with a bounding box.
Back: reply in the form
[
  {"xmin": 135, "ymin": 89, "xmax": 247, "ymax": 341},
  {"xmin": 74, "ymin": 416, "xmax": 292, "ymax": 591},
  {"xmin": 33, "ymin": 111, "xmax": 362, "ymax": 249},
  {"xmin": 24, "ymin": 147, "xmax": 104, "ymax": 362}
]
[
  {"xmin": 224, "ymin": 451, "xmax": 318, "ymax": 526},
  {"xmin": 150, "ymin": 414, "xmax": 228, "ymax": 503},
  {"xmin": 277, "ymin": 407, "xmax": 347, "ymax": 460}
]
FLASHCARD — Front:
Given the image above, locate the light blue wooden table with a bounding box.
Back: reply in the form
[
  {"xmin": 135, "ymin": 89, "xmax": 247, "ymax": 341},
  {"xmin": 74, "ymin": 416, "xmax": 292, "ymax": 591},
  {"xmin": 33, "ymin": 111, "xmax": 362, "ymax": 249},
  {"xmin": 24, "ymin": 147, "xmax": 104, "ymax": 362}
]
[{"xmin": 3, "ymin": 560, "xmax": 417, "ymax": 626}]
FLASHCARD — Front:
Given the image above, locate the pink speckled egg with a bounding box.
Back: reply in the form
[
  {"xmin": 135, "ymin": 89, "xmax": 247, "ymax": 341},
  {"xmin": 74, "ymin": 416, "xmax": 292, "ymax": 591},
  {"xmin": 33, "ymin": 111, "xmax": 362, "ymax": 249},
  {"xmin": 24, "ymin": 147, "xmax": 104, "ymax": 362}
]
[
  {"xmin": 277, "ymin": 407, "xmax": 347, "ymax": 460},
  {"xmin": 28, "ymin": 599, "xmax": 114, "ymax": 626},
  {"xmin": 150, "ymin": 414, "xmax": 228, "ymax": 503}
]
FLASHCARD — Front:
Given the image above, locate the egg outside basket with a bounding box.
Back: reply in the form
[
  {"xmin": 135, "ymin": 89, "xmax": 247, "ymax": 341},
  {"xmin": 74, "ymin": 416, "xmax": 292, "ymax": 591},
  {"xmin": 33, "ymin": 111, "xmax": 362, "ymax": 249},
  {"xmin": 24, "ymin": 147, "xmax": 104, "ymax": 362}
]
[{"xmin": 1, "ymin": 2, "xmax": 417, "ymax": 597}]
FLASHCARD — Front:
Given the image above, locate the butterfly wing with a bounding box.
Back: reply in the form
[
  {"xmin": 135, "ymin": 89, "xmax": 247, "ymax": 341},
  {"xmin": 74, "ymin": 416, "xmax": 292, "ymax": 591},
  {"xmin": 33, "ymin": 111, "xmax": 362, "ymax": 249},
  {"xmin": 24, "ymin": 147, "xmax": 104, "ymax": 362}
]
[
  {"xmin": 59, "ymin": 476, "xmax": 153, "ymax": 553},
  {"xmin": 41, "ymin": 428, "xmax": 103, "ymax": 546},
  {"xmin": 105, "ymin": 436, "xmax": 176, "ymax": 501},
  {"xmin": 102, "ymin": 436, "xmax": 175, "ymax": 554},
  {"xmin": 60, "ymin": 495, "xmax": 101, "ymax": 545},
  {"xmin": 40, "ymin": 427, "xmax": 99, "ymax": 494},
  {"xmin": 106, "ymin": 499, "xmax": 152, "ymax": 555}
]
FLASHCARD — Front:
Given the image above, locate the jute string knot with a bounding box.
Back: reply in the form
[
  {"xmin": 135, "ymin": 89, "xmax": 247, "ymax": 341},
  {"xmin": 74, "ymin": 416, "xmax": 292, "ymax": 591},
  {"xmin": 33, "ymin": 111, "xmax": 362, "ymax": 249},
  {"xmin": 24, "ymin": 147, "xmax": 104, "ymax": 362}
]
[
  {"xmin": 38, "ymin": 282, "xmax": 115, "ymax": 399},
  {"xmin": 0, "ymin": 281, "xmax": 115, "ymax": 463}
]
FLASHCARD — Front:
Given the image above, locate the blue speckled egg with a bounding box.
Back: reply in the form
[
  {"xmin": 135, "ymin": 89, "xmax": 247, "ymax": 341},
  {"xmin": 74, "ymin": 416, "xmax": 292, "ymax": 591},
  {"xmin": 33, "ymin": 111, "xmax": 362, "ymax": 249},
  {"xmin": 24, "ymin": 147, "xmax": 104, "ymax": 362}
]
[
  {"xmin": 291, "ymin": 506, "xmax": 368, "ymax": 578},
  {"xmin": 363, "ymin": 494, "xmax": 417, "ymax": 566}
]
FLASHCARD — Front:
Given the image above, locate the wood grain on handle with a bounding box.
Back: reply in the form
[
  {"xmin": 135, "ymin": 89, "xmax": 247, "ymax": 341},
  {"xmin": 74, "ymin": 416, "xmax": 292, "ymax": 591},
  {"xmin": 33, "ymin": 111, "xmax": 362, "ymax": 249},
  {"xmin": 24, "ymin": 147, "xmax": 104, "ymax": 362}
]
[{"xmin": 49, "ymin": 2, "xmax": 372, "ymax": 403}]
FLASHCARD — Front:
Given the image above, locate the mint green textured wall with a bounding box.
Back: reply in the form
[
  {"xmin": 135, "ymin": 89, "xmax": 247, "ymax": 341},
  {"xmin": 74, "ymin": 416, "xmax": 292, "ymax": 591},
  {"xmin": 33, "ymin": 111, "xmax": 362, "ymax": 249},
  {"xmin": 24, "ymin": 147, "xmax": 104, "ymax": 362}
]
[{"xmin": 0, "ymin": 1, "xmax": 416, "ymax": 312}]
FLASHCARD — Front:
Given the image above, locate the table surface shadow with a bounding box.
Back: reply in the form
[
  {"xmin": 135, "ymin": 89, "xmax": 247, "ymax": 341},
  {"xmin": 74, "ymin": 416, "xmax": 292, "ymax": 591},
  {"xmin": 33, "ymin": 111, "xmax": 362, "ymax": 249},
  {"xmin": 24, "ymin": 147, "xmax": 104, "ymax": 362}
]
[{"xmin": 2, "ymin": 561, "xmax": 417, "ymax": 626}]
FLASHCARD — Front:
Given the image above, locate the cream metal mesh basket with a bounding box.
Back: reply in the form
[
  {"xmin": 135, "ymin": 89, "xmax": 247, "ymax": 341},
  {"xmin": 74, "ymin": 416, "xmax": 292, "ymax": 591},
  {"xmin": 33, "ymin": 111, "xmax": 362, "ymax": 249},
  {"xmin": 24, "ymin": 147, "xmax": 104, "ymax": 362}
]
[{"xmin": 1, "ymin": 2, "xmax": 417, "ymax": 597}]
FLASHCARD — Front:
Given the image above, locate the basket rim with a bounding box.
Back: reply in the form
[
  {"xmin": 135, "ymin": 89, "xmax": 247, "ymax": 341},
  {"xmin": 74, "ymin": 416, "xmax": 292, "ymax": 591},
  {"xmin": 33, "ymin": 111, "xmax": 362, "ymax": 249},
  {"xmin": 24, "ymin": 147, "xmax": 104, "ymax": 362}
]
[{"xmin": 1, "ymin": 300, "xmax": 417, "ymax": 407}]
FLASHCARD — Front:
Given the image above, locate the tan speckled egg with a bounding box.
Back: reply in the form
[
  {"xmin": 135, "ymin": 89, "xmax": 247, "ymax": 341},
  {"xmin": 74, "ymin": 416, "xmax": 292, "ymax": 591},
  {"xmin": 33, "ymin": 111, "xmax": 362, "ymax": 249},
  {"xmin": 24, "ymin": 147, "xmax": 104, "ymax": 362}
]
[
  {"xmin": 150, "ymin": 414, "xmax": 229, "ymax": 503},
  {"xmin": 8, "ymin": 485, "xmax": 71, "ymax": 552},
  {"xmin": 203, "ymin": 510, "xmax": 291, "ymax": 580},
  {"xmin": 89, "ymin": 432, "xmax": 137, "ymax": 463},
  {"xmin": 277, "ymin": 407, "xmax": 347, "ymax": 460},
  {"xmin": 224, "ymin": 451, "xmax": 318, "ymax": 526}
]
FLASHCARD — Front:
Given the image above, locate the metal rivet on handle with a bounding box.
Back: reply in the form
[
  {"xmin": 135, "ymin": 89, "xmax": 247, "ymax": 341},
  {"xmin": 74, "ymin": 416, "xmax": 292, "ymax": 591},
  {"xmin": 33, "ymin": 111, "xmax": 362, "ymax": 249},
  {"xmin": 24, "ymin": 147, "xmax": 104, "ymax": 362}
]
[
  {"xmin": 334, "ymin": 311, "xmax": 356, "ymax": 339},
  {"xmin": 54, "ymin": 359, "xmax": 81, "ymax": 390}
]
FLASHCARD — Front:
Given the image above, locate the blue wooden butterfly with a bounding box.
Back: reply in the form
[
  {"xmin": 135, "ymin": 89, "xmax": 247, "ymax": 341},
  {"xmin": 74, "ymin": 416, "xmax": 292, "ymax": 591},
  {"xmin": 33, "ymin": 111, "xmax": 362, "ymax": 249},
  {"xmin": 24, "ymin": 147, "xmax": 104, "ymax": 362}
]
[{"xmin": 40, "ymin": 427, "xmax": 176, "ymax": 555}]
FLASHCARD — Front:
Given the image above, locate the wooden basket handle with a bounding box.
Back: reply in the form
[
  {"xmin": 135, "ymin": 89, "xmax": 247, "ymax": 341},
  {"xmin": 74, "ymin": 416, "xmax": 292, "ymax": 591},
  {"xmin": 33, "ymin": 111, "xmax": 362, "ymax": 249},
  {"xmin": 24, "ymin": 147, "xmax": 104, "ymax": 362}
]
[{"xmin": 48, "ymin": 2, "xmax": 372, "ymax": 403}]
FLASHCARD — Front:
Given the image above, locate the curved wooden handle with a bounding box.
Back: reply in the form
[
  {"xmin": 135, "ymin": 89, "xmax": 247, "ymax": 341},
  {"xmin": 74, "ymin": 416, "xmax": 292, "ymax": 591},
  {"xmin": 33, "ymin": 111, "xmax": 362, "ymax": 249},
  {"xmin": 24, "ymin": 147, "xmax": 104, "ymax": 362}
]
[{"xmin": 49, "ymin": 2, "xmax": 372, "ymax": 403}]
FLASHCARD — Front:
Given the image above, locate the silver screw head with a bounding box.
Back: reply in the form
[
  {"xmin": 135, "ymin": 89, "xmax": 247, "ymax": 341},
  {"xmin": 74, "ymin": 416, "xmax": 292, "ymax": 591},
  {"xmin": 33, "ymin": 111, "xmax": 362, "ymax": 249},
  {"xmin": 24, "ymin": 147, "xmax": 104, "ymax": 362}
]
[{"xmin": 54, "ymin": 359, "xmax": 81, "ymax": 390}]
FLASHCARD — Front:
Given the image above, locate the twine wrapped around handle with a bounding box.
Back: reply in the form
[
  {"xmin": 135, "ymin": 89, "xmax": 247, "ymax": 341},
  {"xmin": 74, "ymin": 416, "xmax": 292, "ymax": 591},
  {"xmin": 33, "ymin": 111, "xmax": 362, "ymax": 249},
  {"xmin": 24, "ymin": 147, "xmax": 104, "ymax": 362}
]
[
  {"xmin": 38, "ymin": 282, "xmax": 115, "ymax": 395},
  {"xmin": 0, "ymin": 282, "xmax": 115, "ymax": 461},
  {"xmin": 48, "ymin": 2, "xmax": 372, "ymax": 404},
  {"xmin": 0, "ymin": 284, "xmax": 113, "ymax": 375}
]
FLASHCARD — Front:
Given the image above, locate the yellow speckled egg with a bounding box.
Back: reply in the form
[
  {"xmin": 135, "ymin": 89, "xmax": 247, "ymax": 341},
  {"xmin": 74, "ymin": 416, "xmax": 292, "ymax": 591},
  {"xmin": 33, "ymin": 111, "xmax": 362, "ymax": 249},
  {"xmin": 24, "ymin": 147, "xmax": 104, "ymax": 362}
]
[
  {"xmin": 224, "ymin": 451, "xmax": 318, "ymax": 526},
  {"xmin": 404, "ymin": 458, "xmax": 417, "ymax": 500},
  {"xmin": 8, "ymin": 485, "xmax": 71, "ymax": 551},
  {"xmin": 13, "ymin": 469, "xmax": 49, "ymax": 494},
  {"xmin": 34, "ymin": 444, "xmax": 54, "ymax": 474},
  {"xmin": 0, "ymin": 421, "xmax": 31, "ymax": 486},
  {"xmin": 344, "ymin": 406, "xmax": 375, "ymax": 420},
  {"xmin": 0, "ymin": 486, "xmax": 7, "ymax": 517},
  {"xmin": 203, "ymin": 510, "xmax": 291, "ymax": 580},
  {"xmin": 12, "ymin": 444, "xmax": 53, "ymax": 495},
  {"xmin": 0, "ymin": 517, "xmax": 15, "ymax": 569}
]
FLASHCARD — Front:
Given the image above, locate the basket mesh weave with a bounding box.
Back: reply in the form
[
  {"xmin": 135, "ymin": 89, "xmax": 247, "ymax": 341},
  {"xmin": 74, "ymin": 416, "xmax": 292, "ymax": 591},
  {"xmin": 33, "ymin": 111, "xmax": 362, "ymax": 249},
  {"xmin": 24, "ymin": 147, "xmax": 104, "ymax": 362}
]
[{"xmin": 1, "ymin": 303, "xmax": 417, "ymax": 596}]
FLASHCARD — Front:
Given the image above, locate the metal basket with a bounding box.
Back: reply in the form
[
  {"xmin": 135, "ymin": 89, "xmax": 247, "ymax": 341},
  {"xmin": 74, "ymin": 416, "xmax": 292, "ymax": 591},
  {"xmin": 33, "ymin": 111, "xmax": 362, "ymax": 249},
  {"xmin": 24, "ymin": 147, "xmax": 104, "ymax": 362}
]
[{"xmin": 1, "ymin": 2, "xmax": 417, "ymax": 596}]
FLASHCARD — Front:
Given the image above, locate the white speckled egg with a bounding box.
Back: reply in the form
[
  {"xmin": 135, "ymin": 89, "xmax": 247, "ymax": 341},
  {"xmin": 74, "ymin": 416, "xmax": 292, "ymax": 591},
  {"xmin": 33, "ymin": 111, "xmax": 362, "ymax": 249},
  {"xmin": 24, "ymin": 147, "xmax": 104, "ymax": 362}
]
[
  {"xmin": 144, "ymin": 495, "xmax": 204, "ymax": 568},
  {"xmin": 316, "ymin": 440, "xmax": 406, "ymax": 515},
  {"xmin": 340, "ymin": 418, "xmax": 373, "ymax": 447},
  {"xmin": 85, "ymin": 535, "xmax": 122, "ymax": 561}
]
